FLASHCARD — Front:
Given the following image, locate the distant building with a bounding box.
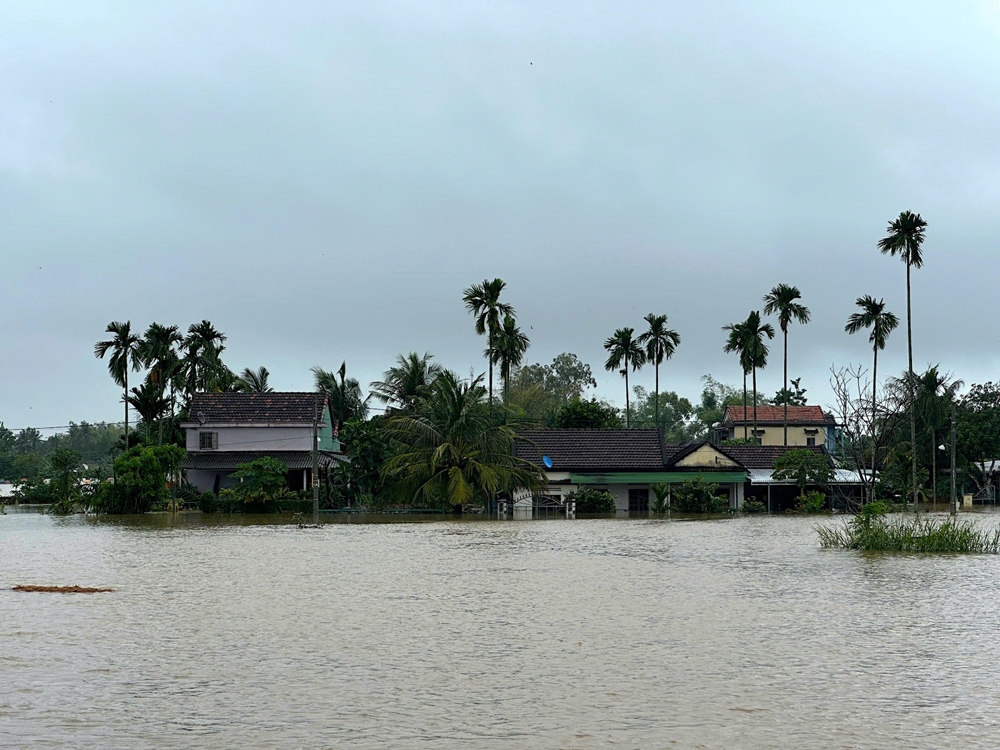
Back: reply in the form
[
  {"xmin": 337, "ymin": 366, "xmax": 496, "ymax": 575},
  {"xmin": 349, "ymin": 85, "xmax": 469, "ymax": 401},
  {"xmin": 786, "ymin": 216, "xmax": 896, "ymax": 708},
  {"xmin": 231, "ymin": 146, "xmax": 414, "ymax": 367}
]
[
  {"xmin": 714, "ymin": 405, "xmax": 837, "ymax": 450},
  {"xmin": 181, "ymin": 392, "xmax": 346, "ymax": 495}
]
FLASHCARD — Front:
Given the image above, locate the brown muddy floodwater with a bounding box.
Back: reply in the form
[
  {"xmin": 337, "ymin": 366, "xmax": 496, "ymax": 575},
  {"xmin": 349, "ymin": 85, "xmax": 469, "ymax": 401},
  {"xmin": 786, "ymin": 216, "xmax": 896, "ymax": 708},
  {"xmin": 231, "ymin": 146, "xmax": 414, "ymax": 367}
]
[{"xmin": 2, "ymin": 509, "xmax": 1000, "ymax": 749}]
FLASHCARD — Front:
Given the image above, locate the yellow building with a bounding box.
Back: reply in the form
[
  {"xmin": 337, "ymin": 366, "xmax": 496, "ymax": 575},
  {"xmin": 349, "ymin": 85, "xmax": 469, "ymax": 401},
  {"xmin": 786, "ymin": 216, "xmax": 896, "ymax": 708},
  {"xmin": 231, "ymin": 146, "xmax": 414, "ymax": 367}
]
[{"xmin": 715, "ymin": 405, "xmax": 837, "ymax": 450}]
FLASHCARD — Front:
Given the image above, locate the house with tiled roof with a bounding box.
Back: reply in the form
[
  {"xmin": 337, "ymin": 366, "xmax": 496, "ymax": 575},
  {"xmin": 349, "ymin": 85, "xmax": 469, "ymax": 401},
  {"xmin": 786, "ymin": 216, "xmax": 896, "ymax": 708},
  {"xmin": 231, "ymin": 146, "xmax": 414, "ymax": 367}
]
[
  {"xmin": 715, "ymin": 405, "xmax": 837, "ymax": 450},
  {"xmin": 181, "ymin": 392, "xmax": 346, "ymax": 495},
  {"xmin": 514, "ymin": 429, "xmax": 749, "ymax": 513},
  {"xmin": 514, "ymin": 429, "xmax": 858, "ymax": 515}
]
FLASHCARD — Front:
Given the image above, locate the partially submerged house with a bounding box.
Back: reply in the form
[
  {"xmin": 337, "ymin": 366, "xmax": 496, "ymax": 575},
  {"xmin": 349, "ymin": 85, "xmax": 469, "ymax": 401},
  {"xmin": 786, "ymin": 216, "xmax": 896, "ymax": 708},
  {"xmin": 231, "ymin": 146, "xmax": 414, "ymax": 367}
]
[
  {"xmin": 514, "ymin": 429, "xmax": 860, "ymax": 515},
  {"xmin": 182, "ymin": 392, "xmax": 346, "ymax": 495},
  {"xmin": 714, "ymin": 405, "xmax": 837, "ymax": 450}
]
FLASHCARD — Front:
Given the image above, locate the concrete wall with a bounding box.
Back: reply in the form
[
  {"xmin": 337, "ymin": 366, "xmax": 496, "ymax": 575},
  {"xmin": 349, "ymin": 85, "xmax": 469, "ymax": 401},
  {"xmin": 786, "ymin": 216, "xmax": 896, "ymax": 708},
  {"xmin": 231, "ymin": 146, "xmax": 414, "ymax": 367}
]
[
  {"xmin": 723, "ymin": 425, "xmax": 829, "ymax": 447},
  {"xmin": 186, "ymin": 426, "xmax": 314, "ymax": 453}
]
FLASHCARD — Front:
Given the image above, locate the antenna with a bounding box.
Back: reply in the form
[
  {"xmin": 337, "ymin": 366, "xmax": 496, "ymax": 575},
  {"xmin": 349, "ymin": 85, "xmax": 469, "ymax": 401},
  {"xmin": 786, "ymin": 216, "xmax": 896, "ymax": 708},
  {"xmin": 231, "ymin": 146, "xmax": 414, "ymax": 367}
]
[
  {"xmin": 196, "ymin": 411, "xmax": 207, "ymax": 425},
  {"xmin": 542, "ymin": 455, "xmax": 553, "ymax": 469}
]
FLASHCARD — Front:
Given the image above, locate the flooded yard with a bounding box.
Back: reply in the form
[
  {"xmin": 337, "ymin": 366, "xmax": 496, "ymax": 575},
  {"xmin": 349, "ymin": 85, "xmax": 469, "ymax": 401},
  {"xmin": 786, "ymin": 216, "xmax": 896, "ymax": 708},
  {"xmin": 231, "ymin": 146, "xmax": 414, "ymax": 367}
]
[{"xmin": 2, "ymin": 510, "xmax": 999, "ymax": 749}]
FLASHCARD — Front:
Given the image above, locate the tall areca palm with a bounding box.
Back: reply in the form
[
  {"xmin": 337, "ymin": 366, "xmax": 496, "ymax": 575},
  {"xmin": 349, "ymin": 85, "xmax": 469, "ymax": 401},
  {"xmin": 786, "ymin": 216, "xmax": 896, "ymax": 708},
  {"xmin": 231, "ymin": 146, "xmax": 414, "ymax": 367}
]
[
  {"xmin": 238, "ymin": 366, "xmax": 273, "ymax": 393},
  {"xmin": 878, "ymin": 210, "xmax": 927, "ymax": 507},
  {"xmin": 94, "ymin": 321, "xmax": 143, "ymax": 444},
  {"xmin": 127, "ymin": 381, "xmax": 170, "ymax": 444},
  {"xmin": 722, "ymin": 320, "xmax": 752, "ymax": 440},
  {"xmin": 370, "ymin": 352, "xmax": 443, "ymax": 413},
  {"xmin": 182, "ymin": 320, "xmax": 227, "ymax": 397},
  {"xmin": 763, "ymin": 284, "xmax": 811, "ymax": 446},
  {"xmin": 845, "ymin": 295, "xmax": 899, "ymax": 422},
  {"xmin": 743, "ymin": 311, "xmax": 775, "ymax": 441},
  {"xmin": 491, "ymin": 314, "xmax": 531, "ymax": 406},
  {"xmin": 604, "ymin": 327, "xmax": 646, "ymax": 428},
  {"xmin": 462, "ymin": 279, "xmax": 514, "ymax": 406},
  {"xmin": 381, "ymin": 371, "xmax": 545, "ymax": 509},
  {"xmin": 139, "ymin": 323, "xmax": 183, "ymax": 445},
  {"xmin": 636, "ymin": 313, "xmax": 681, "ymax": 429},
  {"xmin": 313, "ymin": 362, "xmax": 368, "ymax": 428}
]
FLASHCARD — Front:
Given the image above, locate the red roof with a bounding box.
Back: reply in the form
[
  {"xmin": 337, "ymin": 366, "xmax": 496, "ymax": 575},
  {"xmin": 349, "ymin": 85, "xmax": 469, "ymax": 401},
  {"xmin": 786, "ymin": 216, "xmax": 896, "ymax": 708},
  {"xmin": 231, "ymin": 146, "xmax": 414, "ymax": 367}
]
[{"xmin": 722, "ymin": 405, "xmax": 834, "ymax": 426}]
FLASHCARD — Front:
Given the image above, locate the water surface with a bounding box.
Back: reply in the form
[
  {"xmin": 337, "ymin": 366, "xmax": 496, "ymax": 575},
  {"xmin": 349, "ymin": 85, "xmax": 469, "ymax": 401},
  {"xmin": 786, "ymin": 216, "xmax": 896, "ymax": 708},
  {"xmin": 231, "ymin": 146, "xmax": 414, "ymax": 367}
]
[{"xmin": 2, "ymin": 510, "xmax": 999, "ymax": 749}]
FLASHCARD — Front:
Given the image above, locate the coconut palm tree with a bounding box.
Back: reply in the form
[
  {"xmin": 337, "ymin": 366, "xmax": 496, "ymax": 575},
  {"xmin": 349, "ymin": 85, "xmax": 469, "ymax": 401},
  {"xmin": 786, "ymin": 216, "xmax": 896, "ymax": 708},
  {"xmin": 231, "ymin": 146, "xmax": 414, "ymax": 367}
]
[
  {"xmin": 604, "ymin": 327, "xmax": 646, "ymax": 428},
  {"xmin": 762, "ymin": 285, "xmax": 811, "ymax": 446},
  {"xmin": 845, "ymin": 295, "xmax": 900, "ymax": 422},
  {"xmin": 636, "ymin": 313, "xmax": 681, "ymax": 429},
  {"xmin": 878, "ymin": 210, "xmax": 927, "ymax": 508},
  {"xmin": 238, "ymin": 366, "xmax": 273, "ymax": 393},
  {"xmin": 370, "ymin": 352, "xmax": 443, "ymax": 413},
  {"xmin": 381, "ymin": 371, "xmax": 545, "ymax": 509},
  {"xmin": 313, "ymin": 362, "xmax": 368, "ymax": 428},
  {"xmin": 722, "ymin": 320, "xmax": 752, "ymax": 441},
  {"xmin": 462, "ymin": 278, "xmax": 514, "ymax": 406},
  {"xmin": 492, "ymin": 314, "xmax": 531, "ymax": 406},
  {"xmin": 138, "ymin": 323, "xmax": 183, "ymax": 445},
  {"xmin": 94, "ymin": 321, "xmax": 143, "ymax": 444},
  {"xmin": 743, "ymin": 311, "xmax": 775, "ymax": 441}
]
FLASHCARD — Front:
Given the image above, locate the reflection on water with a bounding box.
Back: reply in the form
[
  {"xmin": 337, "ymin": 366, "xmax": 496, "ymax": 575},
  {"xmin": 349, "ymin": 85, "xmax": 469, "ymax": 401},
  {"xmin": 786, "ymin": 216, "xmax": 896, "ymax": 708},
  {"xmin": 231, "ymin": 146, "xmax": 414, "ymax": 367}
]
[{"xmin": 2, "ymin": 511, "xmax": 1000, "ymax": 749}]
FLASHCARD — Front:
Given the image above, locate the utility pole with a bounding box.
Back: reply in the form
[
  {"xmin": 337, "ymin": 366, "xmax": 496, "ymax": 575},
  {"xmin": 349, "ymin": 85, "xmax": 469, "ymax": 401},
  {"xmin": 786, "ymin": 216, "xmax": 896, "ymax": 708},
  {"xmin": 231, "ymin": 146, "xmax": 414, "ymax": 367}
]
[
  {"xmin": 312, "ymin": 397, "xmax": 320, "ymax": 526},
  {"xmin": 950, "ymin": 401, "xmax": 957, "ymax": 516}
]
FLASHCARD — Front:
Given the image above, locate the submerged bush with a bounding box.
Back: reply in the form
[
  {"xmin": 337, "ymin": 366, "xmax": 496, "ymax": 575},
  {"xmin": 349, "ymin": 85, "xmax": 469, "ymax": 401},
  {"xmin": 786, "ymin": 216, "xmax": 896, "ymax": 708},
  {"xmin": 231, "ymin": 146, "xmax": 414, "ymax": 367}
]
[
  {"xmin": 797, "ymin": 491, "xmax": 828, "ymax": 514},
  {"xmin": 818, "ymin": 503, "xmax": 1000, "ymax": 553},
  {"xmin": 567, "ymin": 488, "xmax": 617, "ymax": 514},
  {"xmin": 672, "ymin": 477, "xmax": 729, "ymax": 514},
  {"xmin": 742, "ymin": 499, "xmax": 766, "ymax": 514}
]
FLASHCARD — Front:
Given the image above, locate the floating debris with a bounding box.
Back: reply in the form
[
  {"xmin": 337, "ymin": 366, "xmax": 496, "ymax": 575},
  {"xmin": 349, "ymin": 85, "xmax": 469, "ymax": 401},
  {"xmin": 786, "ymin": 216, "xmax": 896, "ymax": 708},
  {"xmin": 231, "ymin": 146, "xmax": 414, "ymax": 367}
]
[{"xmin": 12, "ymin": 585, "xmax": 114, "ymax": 594}]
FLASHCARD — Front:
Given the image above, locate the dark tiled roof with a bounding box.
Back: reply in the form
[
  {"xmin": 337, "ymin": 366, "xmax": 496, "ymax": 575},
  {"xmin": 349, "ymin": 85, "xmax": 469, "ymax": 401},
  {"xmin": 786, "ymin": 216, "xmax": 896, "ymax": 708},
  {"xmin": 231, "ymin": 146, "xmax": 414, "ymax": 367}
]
[
  {"xmin": 722, "ymin": 405, "xmax": 835, "ymax": 426},
  {"xmin": 515, "ymin": 429, "xmax": 668, "ymax": 472},
  {"xmin": 183, "ymin": 450, "xmax": 346, "ymax": 471},
  {"xmin": 718, "ymin": 445, "xmax": 829, "ymax": 470},
  {"xmin": 185, "ymin": 392, "xmax": 327, "ymax": 425}
]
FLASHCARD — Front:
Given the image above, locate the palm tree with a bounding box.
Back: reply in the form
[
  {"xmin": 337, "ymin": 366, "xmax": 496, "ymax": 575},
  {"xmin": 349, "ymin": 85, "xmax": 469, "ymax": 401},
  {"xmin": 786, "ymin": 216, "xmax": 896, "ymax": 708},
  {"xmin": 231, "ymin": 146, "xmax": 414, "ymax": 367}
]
[
  {"xmin": 762, "ymin": 285, "xmax": 811, "ymax": 446},
  {"xmin": 636, "ymin": 313, "xmax": 681, "ymax": 429},
  {"xmin": 462, "ymin": 279, "xmax": 514, "ymax": 406},
  {"xmin": 94, "ymin": 321, "xmax": 143, "ymax": 444},
  {"xmin": 370, "ymin": 352, "xmax": 443, "ymax": 413},
  {"xmin": 381, "ymin": 371, "xmax": 546, "ymax": 509},
  {"xmin": 138, "ymin": 323, "xmax": 183, "ymax": 445},
  {"xmin": 182, "ymin": 320, "xmax": 227, "ymax": 397},
  {"xmin": 491, "ymin": 314, "xmax": 531, "ymax": 405},
  {"xmin": 845, "ymin": 295, "xmax": 900, "ymax": 422},
  {"xmin": 604, "ymin": 327, "xmax": 646, "ymax": 428},
  {"xmin": 743, "ymin": 311, "xmax": 775, "ymax": 441},
  {"xmin": 722, "ymin": 320, "xmax": 752, "ymax": 441},
  {"xmin": 878, "ymin": 210, "xmax": 927, "ymax": 508},
  {"xmin": 127, "ymin": 381, "xmax": 170, "ymax": 444},
  {"xmin": 238, "ymin": 366, "xmax": 273, "ymax": 393},
  {"xmin": 915, "ymin": 367, "xmax": 962, "ymax": 503},
  {"xmin": 313, "ymin": 362, "xmax": 368, "ymax": 428}
]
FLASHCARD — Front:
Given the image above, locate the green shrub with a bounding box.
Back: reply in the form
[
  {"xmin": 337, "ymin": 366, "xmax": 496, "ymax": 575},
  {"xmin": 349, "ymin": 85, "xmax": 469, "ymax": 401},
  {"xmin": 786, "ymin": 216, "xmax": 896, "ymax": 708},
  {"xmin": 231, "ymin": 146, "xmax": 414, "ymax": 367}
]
[
  {"xmin": 11, "ymin": 477, "xmax": 59, "ymax": 504},
  {"xmin": 672, "ymin": 477, "xmax": 729, "ymax": 513},
  {"xmin": 567, "ymin": 488, "xmax": 617, "ymax": 514},
  {"xmin": 817, "ymin": 502, "xmax": 1000, "ymax": 553},
  {"xmin": 650, "ymin": 483, "xmax": 670, "ymax": 514},
  {"xmin": 742, "ymin": 499, "xmax": 766, "ymax": 514},
  {"xmin": 198, "ymin": 492, "xmax": 218, "ymax": 513},
  {"xmin": 91, "ymin": 445, "xmax": 185, "ymax": 514},
  {"xmin": 797, "ymin": 491, "xmax": 828, "ymax": 514}
]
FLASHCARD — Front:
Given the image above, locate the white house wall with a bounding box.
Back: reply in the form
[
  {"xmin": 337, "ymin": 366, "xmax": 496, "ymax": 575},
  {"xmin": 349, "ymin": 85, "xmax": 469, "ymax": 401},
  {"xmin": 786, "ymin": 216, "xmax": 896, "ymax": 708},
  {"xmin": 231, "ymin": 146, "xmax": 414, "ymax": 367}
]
[{"xmin": 186, "ymin": 426, "xmax": 314, "ymax": 452}]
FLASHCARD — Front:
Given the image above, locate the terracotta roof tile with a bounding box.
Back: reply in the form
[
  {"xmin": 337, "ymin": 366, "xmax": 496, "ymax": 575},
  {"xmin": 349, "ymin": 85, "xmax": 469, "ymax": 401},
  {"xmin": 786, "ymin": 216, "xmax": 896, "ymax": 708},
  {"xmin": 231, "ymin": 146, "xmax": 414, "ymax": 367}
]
[
  {"xmin": 515, "ymin": 429, "xmax": 668, "ymax": 472},
  {"xmin": 722, "ymin": 405, "xmax": 835, "ymax": 426},
  {"xmin": 718, "ymin": 444, "xmax": 829, "ymax": 470}
]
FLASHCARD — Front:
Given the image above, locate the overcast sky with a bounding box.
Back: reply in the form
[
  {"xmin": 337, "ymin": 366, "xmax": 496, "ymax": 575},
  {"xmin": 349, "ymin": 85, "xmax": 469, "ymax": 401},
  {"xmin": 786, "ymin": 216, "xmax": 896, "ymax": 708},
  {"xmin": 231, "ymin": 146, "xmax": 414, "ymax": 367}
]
[{"xmin": 3, "ymin": 1, "xmax": 1000, "ymax": 431}]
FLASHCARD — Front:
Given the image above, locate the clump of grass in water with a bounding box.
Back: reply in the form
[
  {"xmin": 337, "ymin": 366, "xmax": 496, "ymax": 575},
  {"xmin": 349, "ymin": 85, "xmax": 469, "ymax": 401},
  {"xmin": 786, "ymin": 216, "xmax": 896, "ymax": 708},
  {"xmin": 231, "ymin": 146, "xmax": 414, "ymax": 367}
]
[{"xmin": 818, "ymin": 502, "xmax": 1000, "ymax": 553}]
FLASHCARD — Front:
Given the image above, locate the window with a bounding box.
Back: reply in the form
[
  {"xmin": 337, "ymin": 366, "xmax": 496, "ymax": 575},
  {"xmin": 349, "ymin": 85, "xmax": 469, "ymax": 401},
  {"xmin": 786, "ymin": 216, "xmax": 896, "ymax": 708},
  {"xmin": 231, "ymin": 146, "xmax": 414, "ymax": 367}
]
[
  {"xmin": 199, "ymin": 432, "xmax": 219, "ymax": 450},
  {"xmin": 806, "ymin": 437, "xmax": 816, "ymax": 447},
  {"xmin": 628, "ymin": 488, "xmax": 649, "ymax": 513}
]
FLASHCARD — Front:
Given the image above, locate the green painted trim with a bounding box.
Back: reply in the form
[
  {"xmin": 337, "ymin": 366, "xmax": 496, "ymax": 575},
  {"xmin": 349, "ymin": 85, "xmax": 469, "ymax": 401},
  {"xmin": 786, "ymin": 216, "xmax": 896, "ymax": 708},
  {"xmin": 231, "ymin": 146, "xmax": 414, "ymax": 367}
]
[{"xmin": 569, "ymin": 471, "xmax": 747, "ymax": 484}]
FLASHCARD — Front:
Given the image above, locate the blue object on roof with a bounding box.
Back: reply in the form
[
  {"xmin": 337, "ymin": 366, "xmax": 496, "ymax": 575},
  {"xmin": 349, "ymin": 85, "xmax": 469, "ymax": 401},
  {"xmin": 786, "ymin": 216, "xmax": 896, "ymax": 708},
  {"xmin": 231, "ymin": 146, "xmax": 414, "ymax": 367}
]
[{"xmin": 542, "ymin": 455, "xmax": 553, "ymax": 469}]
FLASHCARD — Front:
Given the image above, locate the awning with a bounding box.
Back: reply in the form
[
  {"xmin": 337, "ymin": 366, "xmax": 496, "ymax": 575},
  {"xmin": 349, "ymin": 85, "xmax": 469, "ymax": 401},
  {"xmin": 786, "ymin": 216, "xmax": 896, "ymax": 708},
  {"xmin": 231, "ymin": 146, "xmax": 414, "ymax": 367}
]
[
  {"xmin": 183, "ymin": 450, "xmax": 347, "ymax": 472},
  {"xmin": 748, "ymin": 468, "xmax": 867, "ymax": 485},
  {"xmin": 570, "ymin": 471, "xmax": 747, "ymax": 485}
]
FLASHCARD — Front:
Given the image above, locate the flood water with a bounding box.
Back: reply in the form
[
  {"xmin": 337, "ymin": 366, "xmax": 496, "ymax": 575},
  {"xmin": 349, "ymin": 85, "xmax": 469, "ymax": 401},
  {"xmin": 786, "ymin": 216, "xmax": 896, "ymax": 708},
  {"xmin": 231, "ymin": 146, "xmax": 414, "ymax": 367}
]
[{"xmin": 3, "ymin": 509, "xmax": 1000, "ymax": 749}]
